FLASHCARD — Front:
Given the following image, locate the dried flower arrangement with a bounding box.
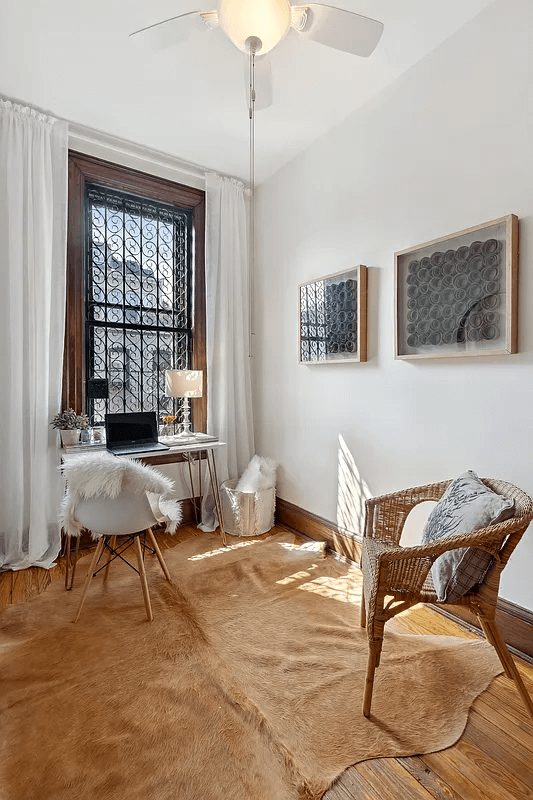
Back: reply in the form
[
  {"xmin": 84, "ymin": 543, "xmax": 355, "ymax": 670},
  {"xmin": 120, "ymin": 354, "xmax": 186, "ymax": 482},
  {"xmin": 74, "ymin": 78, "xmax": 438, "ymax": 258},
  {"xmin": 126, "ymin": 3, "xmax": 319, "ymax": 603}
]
[{"xmin": 51, "ymin": 408, "xmax": 90, "ymax": 431}]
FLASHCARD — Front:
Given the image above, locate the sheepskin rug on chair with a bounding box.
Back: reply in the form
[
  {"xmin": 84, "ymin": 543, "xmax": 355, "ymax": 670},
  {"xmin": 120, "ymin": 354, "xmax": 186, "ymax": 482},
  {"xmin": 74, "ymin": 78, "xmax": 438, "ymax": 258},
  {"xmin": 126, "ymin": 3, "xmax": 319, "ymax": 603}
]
[{"xmin": 60, "ymin": 450, "xmax": 182, "ymax": 538}]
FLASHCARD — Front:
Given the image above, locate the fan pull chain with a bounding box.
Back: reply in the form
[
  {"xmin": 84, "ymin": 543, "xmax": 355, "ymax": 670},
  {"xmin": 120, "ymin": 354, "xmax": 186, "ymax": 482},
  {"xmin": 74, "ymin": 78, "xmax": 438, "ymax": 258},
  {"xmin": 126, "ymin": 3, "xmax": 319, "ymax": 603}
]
[{"xmin": 246, "ymin": 36, "xmax": 261, "ymax": 359}]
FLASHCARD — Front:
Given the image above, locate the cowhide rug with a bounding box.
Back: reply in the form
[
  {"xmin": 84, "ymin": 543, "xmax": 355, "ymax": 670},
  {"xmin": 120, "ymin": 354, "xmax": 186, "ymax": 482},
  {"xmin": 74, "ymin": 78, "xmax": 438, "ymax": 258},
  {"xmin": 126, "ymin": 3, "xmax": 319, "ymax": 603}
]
[{"xmin": 0, "ymin": 531, "xmax": 501, "ymax": 800}]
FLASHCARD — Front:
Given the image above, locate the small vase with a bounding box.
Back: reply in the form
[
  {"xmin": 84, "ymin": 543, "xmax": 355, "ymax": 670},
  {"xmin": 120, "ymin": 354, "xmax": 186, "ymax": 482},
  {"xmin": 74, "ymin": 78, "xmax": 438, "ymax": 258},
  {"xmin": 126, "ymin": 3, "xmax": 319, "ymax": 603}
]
[{"xmin": 60, "ymin": 429, "xmax": 80, "ymax": 447}]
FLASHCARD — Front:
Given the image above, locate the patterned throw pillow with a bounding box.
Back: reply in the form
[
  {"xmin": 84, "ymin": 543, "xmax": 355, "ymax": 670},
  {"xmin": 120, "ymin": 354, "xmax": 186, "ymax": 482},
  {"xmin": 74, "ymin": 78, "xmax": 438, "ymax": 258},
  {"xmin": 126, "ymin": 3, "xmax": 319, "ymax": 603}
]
[{"xmin": 422, "ymin": 470, "xmax": 514, "ymax": 603}]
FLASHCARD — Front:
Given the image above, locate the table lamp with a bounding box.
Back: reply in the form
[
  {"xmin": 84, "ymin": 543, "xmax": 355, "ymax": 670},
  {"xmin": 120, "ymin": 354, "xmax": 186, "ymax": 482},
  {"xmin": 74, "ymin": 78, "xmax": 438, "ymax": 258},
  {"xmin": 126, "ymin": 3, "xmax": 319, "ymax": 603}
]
[{"xmin": 165, "ymin": 369, "xmax": 203, "ymax": 438}]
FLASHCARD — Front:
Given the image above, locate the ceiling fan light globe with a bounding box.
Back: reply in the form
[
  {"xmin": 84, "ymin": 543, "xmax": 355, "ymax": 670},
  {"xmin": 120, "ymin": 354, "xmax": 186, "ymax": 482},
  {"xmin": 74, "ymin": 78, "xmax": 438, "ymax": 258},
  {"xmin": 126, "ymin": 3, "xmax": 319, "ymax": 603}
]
[{"xmin": 218, "ymin": 0, "xmax": 291, "ymax": 54}]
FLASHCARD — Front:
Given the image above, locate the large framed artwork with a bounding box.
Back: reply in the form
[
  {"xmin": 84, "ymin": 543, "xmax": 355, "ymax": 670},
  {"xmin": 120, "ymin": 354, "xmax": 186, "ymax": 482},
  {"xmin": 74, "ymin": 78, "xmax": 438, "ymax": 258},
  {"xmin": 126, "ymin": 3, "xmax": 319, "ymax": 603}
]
[
  {"xmin": 299, "ymin": 265, "xmax": 367, "ymax": 364},
  {"xmin": 395, "ymin": 215, "xmax": 518, "ymax": 360}
]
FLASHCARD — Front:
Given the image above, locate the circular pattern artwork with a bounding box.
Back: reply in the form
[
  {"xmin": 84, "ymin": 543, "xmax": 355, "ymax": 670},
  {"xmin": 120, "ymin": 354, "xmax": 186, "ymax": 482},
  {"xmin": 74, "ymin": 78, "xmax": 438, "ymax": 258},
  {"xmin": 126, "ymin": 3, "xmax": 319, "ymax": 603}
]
[
  {"xmin": 404, "ymin": 238, "xmax": 502, "ymax": 348},
  {"xmin": 325, "ymin": 279, "xmax": 358, "ymax": 354}
]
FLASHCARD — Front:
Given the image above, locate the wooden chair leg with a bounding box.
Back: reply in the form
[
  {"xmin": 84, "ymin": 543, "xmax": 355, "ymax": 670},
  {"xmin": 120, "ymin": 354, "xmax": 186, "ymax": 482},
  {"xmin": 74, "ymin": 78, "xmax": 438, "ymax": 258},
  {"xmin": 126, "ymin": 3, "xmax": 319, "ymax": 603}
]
[
  {"xmin": 73, "ymin": 539, "xmax": 105, "ymax": 623},
  {"xmin": 134, "ymin": 533, "xmax": 153, "ymax": 622},
  {"xmin": 360, "ymin": 584, "xmax": 366, "ymax": 628},
  {"xmin": 483, "ymin": 618, "xmax": 533, "ymax": 722},
  {"xmin": 146, "ymin": 528, "xmax": 172, "ymax": 582},
  {"xmin": 477, "ymin": 615, "xmax": 513, "ymax": 679},
  {"xmin": 363, "ymin": 640, "xmax": 382, "ymax": 717},
  {"xmin": 103, "ymin": 535, "xmax": 116, "ymax": 583}
]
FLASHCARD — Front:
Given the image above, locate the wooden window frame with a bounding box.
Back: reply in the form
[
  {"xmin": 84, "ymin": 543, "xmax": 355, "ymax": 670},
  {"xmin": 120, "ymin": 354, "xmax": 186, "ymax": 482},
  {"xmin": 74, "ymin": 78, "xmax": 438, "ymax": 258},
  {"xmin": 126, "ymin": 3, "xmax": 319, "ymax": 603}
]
[{"xmin": 64, "ymin": 151, "xmax": 207, "ymax": 432}]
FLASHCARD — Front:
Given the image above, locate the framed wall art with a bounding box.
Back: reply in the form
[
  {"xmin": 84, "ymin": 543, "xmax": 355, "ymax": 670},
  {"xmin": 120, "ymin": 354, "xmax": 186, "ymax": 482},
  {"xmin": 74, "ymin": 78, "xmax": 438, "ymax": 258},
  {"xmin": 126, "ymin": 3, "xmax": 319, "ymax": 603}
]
[
  {"xmin": 299, "ymin": 265, "xmax": 367, "ymax": 364},
  {"xmin": 395, "ymin": 215, "xmax": 518, "ymax": 360}
]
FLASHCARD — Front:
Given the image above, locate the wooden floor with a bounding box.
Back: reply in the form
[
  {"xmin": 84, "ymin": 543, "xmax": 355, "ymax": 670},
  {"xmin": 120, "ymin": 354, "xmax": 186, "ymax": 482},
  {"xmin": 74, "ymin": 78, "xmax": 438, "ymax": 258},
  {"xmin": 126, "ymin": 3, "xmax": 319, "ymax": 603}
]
[{"xmin": 2, "ymin": 523, "xmax": 532, "ymax": 800}]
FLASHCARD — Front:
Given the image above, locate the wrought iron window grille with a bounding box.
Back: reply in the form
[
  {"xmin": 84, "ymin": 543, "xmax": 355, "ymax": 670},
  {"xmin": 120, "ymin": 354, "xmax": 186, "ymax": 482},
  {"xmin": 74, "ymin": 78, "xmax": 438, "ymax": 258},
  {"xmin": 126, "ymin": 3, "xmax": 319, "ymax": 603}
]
[{"xmin": 84, "ymin": 183, "xmax": 193, "ymax": 425}]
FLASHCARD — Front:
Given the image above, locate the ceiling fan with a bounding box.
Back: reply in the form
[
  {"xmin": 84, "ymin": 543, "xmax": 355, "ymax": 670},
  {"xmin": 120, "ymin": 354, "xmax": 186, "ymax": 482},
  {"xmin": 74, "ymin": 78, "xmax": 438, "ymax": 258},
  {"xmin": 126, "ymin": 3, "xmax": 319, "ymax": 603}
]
[
  {"xmin": 130, "ymin": 1, "xmax": 384, "ymax": 358},
  {"xmin": 130, "ymin": 0, "xmax": 384, "ymax": 109}
]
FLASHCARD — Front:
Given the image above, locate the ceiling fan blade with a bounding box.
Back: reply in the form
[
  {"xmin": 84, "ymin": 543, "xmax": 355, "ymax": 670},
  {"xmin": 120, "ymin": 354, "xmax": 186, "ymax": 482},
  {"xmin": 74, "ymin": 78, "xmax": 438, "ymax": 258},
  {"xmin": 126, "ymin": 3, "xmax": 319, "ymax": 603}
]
[
  {"xmin": 291, "ymin": 4, "xmax": 383, "ymax": 57},
  {"xmin": 245, "ymin": 53, "xmax": 273, "ymax": 111},
  {"xmin": 130, "ymin": 10, "xmax": 218, "ymax": 51}
]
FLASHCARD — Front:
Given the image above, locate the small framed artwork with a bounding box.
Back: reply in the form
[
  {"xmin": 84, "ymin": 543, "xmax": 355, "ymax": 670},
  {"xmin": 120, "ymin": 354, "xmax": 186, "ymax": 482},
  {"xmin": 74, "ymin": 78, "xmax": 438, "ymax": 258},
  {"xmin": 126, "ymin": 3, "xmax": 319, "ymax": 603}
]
[
  {"xmin": 395, "ymin": 215, "xmax": 518, "ymax": 360},
  {"xmin": 299, "ymin": 265, "xmax": 367, "ymax": 364}
]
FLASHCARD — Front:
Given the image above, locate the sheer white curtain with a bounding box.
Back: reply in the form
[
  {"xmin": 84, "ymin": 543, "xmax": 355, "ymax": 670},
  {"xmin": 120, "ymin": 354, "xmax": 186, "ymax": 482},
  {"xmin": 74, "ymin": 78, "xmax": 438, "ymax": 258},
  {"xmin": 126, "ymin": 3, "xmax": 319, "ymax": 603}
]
[
  {"xmin": 199, "ymin": 172, "xmax": 254, "ymax": 531},
  {"xmin": 0, "ymin": 100, "xmax": 68, "ymax": 570}
]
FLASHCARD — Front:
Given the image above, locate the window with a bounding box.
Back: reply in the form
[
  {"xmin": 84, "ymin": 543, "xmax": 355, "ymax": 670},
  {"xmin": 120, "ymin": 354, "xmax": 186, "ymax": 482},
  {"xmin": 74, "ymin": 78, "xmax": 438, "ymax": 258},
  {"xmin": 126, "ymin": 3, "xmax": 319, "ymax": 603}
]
[
  {"xmin": 84, "ymin": 184, "xmax": 193, "ymax": 422},
  {"xmin": 64, "ymin": 153, "xmax": 206, "ymax": 430}
]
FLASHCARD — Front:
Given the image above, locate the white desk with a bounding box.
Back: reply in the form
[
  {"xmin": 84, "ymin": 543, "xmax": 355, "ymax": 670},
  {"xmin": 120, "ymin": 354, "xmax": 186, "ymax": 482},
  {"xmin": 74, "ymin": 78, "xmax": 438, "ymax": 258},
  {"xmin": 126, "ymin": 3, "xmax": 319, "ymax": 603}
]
[
  {"xmin": 62, "ymin": 439, "xmax": 227, "ymax": 590},
  {"xmin": 135, "ymin": 439, "xmax": 226, "ymax": 541}
]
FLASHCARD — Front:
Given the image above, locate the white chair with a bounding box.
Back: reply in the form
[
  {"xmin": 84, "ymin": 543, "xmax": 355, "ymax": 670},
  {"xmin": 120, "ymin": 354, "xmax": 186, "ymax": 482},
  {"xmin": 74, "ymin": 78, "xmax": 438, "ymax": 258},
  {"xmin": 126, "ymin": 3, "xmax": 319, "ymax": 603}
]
[{"xmin": 60, "ymin": 451, "xmax": 182, "ymax": 622}]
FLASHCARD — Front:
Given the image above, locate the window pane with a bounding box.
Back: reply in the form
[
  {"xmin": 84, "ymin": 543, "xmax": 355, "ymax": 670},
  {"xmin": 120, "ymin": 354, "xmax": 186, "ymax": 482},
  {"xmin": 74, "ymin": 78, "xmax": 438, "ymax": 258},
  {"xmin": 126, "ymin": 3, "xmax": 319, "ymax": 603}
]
[{"xmin": 85, "ymin": 184, "xmax": 192, "ymax": 425}]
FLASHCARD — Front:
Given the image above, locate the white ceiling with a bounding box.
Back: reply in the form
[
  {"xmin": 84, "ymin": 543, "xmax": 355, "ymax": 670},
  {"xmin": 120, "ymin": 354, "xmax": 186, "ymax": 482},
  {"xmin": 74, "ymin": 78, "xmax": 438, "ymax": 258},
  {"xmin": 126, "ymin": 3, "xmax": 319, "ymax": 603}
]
[{"xmin": 1, "ymin": 0, "xmax": 494, "ymax": 184}]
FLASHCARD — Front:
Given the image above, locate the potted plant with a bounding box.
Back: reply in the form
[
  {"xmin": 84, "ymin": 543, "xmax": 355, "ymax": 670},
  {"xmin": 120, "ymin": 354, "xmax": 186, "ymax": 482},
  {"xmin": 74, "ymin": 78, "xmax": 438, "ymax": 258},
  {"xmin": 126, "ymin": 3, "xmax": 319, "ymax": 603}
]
[{"xmin": 51, "ymin": 408, "xmax": 90, "ymax": 447}]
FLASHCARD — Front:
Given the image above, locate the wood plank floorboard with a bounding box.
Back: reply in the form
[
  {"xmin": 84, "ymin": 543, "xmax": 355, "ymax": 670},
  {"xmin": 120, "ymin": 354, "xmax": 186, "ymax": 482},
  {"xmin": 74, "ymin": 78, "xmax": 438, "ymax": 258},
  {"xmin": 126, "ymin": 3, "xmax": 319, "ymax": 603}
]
[
  {"xmin": 469, "ymin": 694, "xmax": 533, "ymax": 745},
  {"xmin": 462, "ymin": 718, "xmax": 533, "ymax": 790},
  {"xmin": 2, "ymin": 523, "xmax": 532, "ymax": 799},
  {"xmin": 356, "ymin": 758, "xmax": 437, "ymax": 800},
  {"xmin": 395, "ymin": 756, "xmax": 461, "ymax": 800}
]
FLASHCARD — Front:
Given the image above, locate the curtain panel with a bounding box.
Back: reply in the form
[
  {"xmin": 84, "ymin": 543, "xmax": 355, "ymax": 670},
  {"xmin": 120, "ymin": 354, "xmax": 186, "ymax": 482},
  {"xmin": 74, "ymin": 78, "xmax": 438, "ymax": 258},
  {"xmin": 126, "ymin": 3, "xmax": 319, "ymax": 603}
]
[
  {"xmin": 0, "ymin": 99, "xmax": 68, "ymax": 570},
  {"xmin": 200, "ymin": 172, "xmax": 254, "ymax": 530}
]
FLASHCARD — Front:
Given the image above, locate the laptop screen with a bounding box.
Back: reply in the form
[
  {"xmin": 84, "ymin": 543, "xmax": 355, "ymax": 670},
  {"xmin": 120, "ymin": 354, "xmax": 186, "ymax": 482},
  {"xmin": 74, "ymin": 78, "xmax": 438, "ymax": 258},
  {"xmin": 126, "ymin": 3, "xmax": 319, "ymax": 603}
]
[{"xmin": 105, "ymin": 412, "xmax": 159, "ymax": 447}]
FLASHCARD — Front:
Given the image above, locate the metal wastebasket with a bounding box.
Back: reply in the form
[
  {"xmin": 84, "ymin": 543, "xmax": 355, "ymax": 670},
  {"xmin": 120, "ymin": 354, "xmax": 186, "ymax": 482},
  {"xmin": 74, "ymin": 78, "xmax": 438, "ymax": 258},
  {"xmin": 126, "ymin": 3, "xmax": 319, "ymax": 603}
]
[{"xmin": 221, "ymin": 479, "xmax": 276, "ymax": 537}]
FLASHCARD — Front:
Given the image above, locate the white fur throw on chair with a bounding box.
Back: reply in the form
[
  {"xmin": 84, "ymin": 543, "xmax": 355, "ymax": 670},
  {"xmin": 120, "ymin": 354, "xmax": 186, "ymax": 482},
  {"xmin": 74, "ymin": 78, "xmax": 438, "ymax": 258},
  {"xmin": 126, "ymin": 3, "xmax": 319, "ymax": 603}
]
[{"xmin": 60, "ymin": 451, "xmax": 182, "ymax": 538}]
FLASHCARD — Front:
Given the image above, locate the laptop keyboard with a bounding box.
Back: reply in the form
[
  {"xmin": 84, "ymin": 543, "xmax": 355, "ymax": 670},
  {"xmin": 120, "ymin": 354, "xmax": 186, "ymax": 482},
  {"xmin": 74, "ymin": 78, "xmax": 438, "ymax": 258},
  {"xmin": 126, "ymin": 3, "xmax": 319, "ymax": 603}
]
[{"xmin": 109, "ymin": 443, "xmax": 169, "ymax": 455}]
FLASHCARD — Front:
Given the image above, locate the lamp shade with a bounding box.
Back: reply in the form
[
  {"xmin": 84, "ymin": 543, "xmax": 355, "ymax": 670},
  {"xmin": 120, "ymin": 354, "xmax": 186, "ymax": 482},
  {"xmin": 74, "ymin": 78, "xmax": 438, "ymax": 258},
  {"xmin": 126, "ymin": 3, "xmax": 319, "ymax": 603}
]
[
  {"xmin": 165, "ymin": 370, "xmax": 203, "ymax": 398},
  {"xmin": 218, "ymin": 0, "xmax": 291, "ymax": 54}
]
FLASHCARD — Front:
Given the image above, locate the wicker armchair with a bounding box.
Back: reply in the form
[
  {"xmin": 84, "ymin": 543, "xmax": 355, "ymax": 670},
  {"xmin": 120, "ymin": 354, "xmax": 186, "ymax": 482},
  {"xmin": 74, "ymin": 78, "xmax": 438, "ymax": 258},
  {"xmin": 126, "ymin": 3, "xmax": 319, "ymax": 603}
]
[{"xmin": 360, "ymin": 478, "xmax": 533, "ymax": 720}]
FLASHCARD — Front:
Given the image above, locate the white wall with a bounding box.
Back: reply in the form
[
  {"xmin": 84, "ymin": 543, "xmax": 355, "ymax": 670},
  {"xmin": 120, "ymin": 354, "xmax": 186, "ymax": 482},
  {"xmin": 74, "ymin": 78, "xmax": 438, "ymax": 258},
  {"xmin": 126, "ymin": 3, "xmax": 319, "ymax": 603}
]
[
  {"xmin": 68, "ymin": 125, "xmax": 206, "ymax": 191},
  {"xmin": 253, "ymin": 0, "xmax": 533, "ymax": 610}
]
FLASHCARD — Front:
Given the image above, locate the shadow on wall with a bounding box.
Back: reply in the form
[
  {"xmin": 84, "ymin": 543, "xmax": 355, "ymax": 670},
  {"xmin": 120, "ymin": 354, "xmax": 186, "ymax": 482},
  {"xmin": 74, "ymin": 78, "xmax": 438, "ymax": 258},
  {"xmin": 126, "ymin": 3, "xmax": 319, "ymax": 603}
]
[{"xmin": 336, "ymin": 434, "xmax": 372, "ymax": 538}]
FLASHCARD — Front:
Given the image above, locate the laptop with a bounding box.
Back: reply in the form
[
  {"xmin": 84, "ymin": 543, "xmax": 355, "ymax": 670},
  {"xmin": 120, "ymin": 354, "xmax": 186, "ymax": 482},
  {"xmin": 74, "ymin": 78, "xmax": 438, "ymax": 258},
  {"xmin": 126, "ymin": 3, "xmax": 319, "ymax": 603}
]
[{"xmin": 105, "ymin": 411, "xmax": 169, "ymax": 456}]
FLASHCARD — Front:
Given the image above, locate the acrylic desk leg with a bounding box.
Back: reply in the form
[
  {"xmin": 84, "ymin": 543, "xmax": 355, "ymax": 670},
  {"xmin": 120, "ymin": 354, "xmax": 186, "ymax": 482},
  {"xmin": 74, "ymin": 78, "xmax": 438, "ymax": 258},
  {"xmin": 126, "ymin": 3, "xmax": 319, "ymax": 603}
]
[
  {"xmin": 185, "ymin": 455, "xmax": 198, "ymax": 523},
  {"xmin": 198, "ymin": 453, "xmax": 202, "ymax": 513},
  {"xmin": 211, "ymin": 451, "xmax": 227, "ymax": 546},
  {"xmin": 206, "ymin": 449, "xmax": 227, "ymax": 546}
]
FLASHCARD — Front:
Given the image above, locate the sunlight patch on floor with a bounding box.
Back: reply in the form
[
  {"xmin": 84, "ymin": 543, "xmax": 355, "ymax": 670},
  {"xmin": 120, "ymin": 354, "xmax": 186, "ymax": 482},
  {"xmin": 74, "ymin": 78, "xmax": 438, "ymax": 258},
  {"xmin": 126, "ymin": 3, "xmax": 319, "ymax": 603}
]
[
  {"xmin": 188, "ymin": 539, "xmax": 259, "ymax": 561},
  {"xmin": 298, "ymin": 574, "xmax": 361, "ymax": 604},
  {"xmin": 276, "ymin": 564, "xmax": 321, "ymax": 585},
  {"xmin": 279, "ymin": 541, "xmax": 326, "ymax": 554}
]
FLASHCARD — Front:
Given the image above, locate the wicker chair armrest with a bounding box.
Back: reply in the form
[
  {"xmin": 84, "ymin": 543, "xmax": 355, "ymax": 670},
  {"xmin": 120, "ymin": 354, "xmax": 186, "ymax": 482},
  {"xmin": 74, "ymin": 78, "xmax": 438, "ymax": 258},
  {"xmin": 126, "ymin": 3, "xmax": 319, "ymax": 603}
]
[
  {"xmin": 381, "ymin": 515, "xmax": 523, "ymax": 563},
  {"xmin": 362, "ymin": 538, "xmax": 432, "ymax": 607},
  {"xmin": 361, "ymin": 539, "xmax": 398, "ymax": 618}
]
